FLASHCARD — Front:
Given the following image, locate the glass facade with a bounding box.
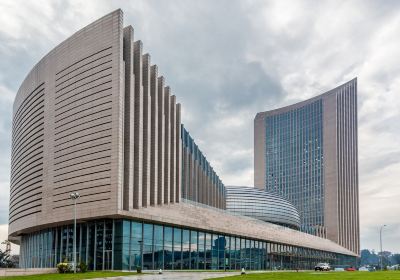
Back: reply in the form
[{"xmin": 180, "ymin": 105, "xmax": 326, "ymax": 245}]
[
  {"xmin": 265, "ymin": 100, "xmax": 325, "ymax": 236},
  {"xmin": 19, "ymin": 218, "xmax": 356, "ymax": 270},
  {"xmin": 225, "ymin": 186, "xmax": 300, "ymax": 229}
]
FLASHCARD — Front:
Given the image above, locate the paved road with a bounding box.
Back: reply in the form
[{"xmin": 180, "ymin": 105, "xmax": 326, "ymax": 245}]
[{"xmin": 91, "ymin": 271, "xmax": 243, "ymax": 280}]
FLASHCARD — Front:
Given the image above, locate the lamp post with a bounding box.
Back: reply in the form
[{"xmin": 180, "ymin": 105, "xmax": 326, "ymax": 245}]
[
  {"xmin": 379, "ymin": 224, "xmax": 387, "ymax": 270},
  {"xmin": 70, "ymin": 192, "xmax": 80, "ymax": 273}
]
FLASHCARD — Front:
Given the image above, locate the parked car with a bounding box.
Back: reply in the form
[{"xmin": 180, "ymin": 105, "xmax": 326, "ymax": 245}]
[
  {"xmin": 315, "ymin": 263, "xmax": 331, "ymax": 271},
  {"xmin": 334, "ymin": 267, "xmax": 345, "ymax": 271},
  {"xmin": 345, "ymin": 267, "xmax": 356, "ymax": 271}
]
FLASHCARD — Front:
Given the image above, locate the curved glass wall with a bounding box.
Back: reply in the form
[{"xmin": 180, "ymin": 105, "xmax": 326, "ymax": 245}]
[
  {"xmin": 264, "ymin": 100, "xmax": 324, "ymax": 235},
  {"xmin": 19, "ymin": 218, "xmax": 356, "ymax": 270},
  {"xmin": 226, "ymin": 186, "xmax": 301, "ymax": 229}
]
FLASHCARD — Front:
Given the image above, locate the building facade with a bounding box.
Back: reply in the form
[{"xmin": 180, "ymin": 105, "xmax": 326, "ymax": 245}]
[
  {"xmin": 254, "ymin": 79, "xmax": 359, "ymax": 254},
  {"xmin": 181, "ymin": 126, "xmax": 225, "ymax": 209},
  {"xmin": 225, "ymin": 186, "xmax": 300, "ymax": 230},
  {"xmin": 10, "ymin": 9, "xmax": 357, "ymax": 270}
]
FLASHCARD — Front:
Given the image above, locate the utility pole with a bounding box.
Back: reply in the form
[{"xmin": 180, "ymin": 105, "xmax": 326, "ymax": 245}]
[
  {"xmin": 70, "ymin": 192, "xmax": 80, "ymax": 273},
  {"xmin": 380, "ymin": 224, "xmax": 387, "ymax": 270}
]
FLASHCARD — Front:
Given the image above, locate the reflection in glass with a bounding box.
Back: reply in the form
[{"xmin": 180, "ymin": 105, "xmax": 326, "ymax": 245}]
[
  {"xmin": 190, "ymin": 230, "xmax": 198, "ymax": 269},
  {"xmin": 164, "ymin": 227, "xmax": 173, "ymax": 269},
  {"xmin": 18, "ymin": 219, "xmax": 357, "ymax": 271},
  {"xmin": 173, "ymin": 228, "xmax": 182, "ymax": 269},
  {"xmin": 143, "ymin": 224, "xmax": 153, "ymax": 269},
  {"xmin": 182, "ymin": 230, "xmax": 190, "ymax": 269}
]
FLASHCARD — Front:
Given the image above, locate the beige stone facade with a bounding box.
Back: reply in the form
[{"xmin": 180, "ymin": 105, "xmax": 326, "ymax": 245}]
[{"xmin": 9, "ymin": 9, "xmax": 183, "ymax": 238}]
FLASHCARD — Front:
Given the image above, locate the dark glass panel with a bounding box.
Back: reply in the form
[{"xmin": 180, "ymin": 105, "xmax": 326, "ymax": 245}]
[
  {"xmin": 143, "ymin": 223, "xmax": 153, "ymax": 269},
  {"xmin": 95, "ymin": 222, "xmax": 104, "ymax": 270},
  {"xmin": 112, "ymin": 220, "xmax": 124, "ymax": 270},
  {"xmin": 164, "ymin": 226, "xmax": 173, "ymax": 269},
  {"xmin": 198, "ymin": 231, "xmax": 205, "ymax": 270},
  {"xmin": 182, "ymin": 230, "xmax": 190, "ymax": 269},
  {"xmin": 130, "ymin": 222, "xmax": 142, "ymax": 270},
  {"xmin": 104, "ymin": 220, "xmax": 113, "ymax": 270},
  {"xmin": 87, "ymin": 224, "xmax": 95, "ymax": 270},
  {"xmin": 154, "ymin": 225, "xmax": 163, "ymax": 269},
  {"xmin": 205, "ymin": 233, "xmax": 212, "ymax": 269},
  {"xmin": 80, "ymin": 224, "xmax": 87, "ymax": 265},
  {"xmin": 189, "ymin": 230, "xmax": 198, "ymax": 269},
  {"xmin": 173, "ymin": 228, "xmax": 182, "ymax": 269}
]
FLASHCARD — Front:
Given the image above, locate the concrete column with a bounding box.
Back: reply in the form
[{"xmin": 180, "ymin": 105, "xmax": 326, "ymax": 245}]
[
  {"xmin": 164, "ymin": 86, "xmax": 171, "ymax": 204},
  {"xmin": 204, "ymin": 167, "xmax": 208, "ymax": 205},
  {"xmin": 199, "ymin": 161, "xmax": 203, "ymax": 204},
  {"xmin": 197, "ymin": 149, "xmax": 200, "ymax": 203},
  {"xmin": 122, "ymin": 26, "xmax": 134, "ymax": 211},
  {"xmin": 185, "ymin": 144, "xmax": 190, "ymax": 199},
  {"xmin": 133, "ymin": 40, "xmax": 143, "ymax": 208},
  {"xmin": 193, "ymin": 146, "xmax": 198, "ymax": 202},
  {"xmin": 142, "ymin": 53, "xmax": 151, "ymax": 207},
  {"xmin": 191, "ymin": 143, "xmax": 195, "ymax": 202},
  {"xmin": 213, "ymin": 173, "xmax": 216, "ymax": 207},
  {"xmin": 157, "ymin": 77, "xmax": 165, "ymax": 205},
  {"xmin": 188, "ymin": 152, "xmax": 193, "ymax": 201},
  {"xmin": 169, "ymin": 95, "xmax": 176, "ymax": 203},
  {"xmin": 149, "ymin": 65, "xmax": 158, "ymax": 206},
  {"xmin": 175, "ymin": 104, "xmax": 181, "ymax": 202}
]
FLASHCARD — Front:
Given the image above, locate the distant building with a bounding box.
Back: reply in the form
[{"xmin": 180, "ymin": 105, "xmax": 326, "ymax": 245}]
[{"xmin": 254, "ymin": 79, "xmax": 360, "ymax": 254}]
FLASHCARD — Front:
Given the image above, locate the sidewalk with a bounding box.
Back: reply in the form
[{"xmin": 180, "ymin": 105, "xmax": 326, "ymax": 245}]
[{"xmin": 89, "ymin": 271, "xmax": 244, "ymax": 280}]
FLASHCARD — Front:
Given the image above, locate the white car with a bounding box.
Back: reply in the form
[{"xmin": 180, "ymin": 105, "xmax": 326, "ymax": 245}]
[{"xmin": 315, "ymin": 263, "xmax": 331, "ymax": 271}]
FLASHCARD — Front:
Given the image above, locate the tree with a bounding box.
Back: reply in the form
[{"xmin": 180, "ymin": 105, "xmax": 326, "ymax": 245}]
[
  {"xmin": 391, "ymin": 254, "xmax": 400, "ymax": 265},
  {"xmin": 380, "ymin": 251, "xmax": 392, "ymax": 268},
  {"xmin": 0, "ymin": 249, "xmax": 13, "ymax": 268},
  {"xmin": 361, "ymin": 249, "xmax": 372, "ymax": 266}
]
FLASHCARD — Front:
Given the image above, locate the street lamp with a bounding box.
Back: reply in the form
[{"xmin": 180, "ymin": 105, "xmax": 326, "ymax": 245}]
[
  {"xmin": 70, "ymin": 192, "xmax": 80, "ymax": 273},
  {"xmin": 379, "ymin": 224, "xmax": 387, "ymax": 270}
]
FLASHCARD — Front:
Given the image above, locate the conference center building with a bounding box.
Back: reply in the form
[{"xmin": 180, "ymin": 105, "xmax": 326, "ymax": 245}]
[{"xmin": 9, "ymin": 9, "xmax": 357, "ymax": 271}]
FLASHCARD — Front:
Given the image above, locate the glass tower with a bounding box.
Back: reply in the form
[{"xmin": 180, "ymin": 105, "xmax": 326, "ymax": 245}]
[
  {"xmin": 264, "ymin": 100, "xmax": 324, "ymax": 235},
  {"xmin": 254, "ymin": 79, "xmax": 359, "ymax": 254}
]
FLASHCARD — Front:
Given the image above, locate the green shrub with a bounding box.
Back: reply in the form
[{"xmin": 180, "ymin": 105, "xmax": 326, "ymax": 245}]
[
  {"xmin": 57, "ymin": 262, "xmax": 71, "ymax": 273},
  {"xmin": 78, "ymin": 261, "xmax": 88, "ymax": 273}
]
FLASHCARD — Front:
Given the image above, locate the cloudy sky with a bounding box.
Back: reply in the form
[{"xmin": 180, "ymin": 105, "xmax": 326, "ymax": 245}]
[{"xmin": 0, "ymin": 0, "xmax": 399, "ymax": 254}]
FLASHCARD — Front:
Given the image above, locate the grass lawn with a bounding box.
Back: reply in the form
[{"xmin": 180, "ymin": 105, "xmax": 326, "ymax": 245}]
[
  {"xmin": 0, "ymin": 271, "xmax": 138, "ymax": 280},
  {"xmin": 210, "ymin": 271, "xmax": 400, "ymax": 280}
]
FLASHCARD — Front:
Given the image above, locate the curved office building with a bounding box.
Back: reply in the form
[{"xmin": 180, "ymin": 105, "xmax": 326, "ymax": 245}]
[
  {"xmin": 10, "ymin": 9, "xmax": 357, "ymax": 271},
  {"xmin": 226, "ymin": 186, "xmax": 300, "ymax": 229},
  {"xmin": 254, "ymin": 79, "xmax": 360, "ymax": 254}
]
